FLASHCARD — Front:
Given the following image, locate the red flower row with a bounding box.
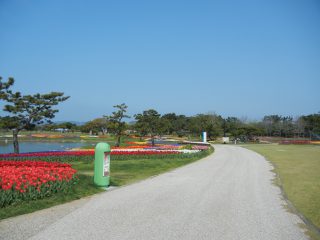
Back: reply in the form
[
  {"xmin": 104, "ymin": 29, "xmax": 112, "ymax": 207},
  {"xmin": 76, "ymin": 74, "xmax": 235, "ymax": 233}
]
[
  {"xmin": 0, "ymin": 150, "xmax": 180, "ymax": 159},
  {"xmin": 0, "ymin": 161, "xmax": 76, "ymax": 192},
  {"xmin": 0, "ymin": 151, "xmax": 94, "ymax": 159},
  {"xmin": 280, "ymin": 140, "xmax": 311, "ymax": 144}
]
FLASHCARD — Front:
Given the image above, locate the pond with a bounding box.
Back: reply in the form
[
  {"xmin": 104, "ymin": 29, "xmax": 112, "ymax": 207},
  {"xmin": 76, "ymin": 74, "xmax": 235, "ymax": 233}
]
[{"xmin": 0, "ymin": 141, "xmax": 97, "ymax": 154}]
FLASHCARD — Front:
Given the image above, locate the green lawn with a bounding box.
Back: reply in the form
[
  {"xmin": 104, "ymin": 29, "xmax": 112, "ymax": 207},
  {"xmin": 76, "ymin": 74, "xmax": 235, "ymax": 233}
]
[
  {"xmin": 74, "ymin": 149, "xmax": 213, "ymax": 186},
  {"xmin": 0, "ymin": 148, "xmax": 213, "ymax": 220},
  {"xmin": 243, "ymin": 144, "xmax": 320, "ymax": 239}
]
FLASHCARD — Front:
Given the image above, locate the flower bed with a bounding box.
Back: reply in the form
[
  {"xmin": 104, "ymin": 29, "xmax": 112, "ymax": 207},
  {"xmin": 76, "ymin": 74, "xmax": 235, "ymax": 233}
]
[
  {"xmin": 113, "ymin": 145, "xmax": 152, "ymax": 149},
  {"xmin": 0, "ymin": 161, "xmax": 77, "ymax": 207},
  {"xmin": 0, "ymin": 151, "xmax": 94, "ymax": 162},
  {"xmin": 111, "ymin": 150, "xmax": 180, "ymax": 154},
  {"xmin": 191, "ymin": 145, "xmax": 209, "ymax": 150},
  {"xmin": 147, "ymin": 144, "xmax": 182, "ymax": 150},
  {"xmin": 0, "ymin": 150, "xmax": 182, "ymax": 162},
  {"xmin": 280, "ymin": 140, "xmax": 311, "ymax": 145},
  {"xmin": 0, "ymin": 143, "xmax": 210, "ymax": 162}
]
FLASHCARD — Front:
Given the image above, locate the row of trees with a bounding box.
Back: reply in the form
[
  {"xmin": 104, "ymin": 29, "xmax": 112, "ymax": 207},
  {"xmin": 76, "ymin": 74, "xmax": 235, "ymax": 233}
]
[
  {"xmin": 38, "ymin": 112, "xmax": 320, "ymax": 142},
  {"xmin": 261, "ymin": 115, "xmax": 320, "ymax": 138},
  {"xmin": 77, "ymin": 105, "xmax": 320, "ymax": 145}
]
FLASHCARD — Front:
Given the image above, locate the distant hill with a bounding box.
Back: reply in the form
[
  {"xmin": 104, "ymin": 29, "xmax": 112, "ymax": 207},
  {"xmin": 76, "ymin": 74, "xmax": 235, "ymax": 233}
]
[{"xmin": 54, "ymin": 121, "xmax": 86, "ymax": 126}]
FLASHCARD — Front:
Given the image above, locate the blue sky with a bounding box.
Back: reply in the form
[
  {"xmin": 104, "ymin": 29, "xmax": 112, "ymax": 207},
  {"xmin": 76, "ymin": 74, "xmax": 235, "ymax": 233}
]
[{"xmin": 0, "ymin": 0, "xmax": 319, "ymax": 122}]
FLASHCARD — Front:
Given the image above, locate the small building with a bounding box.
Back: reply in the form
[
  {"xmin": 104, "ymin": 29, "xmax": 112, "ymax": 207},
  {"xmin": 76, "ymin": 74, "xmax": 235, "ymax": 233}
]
[{"xmin": 222, "ymin": 137, "xmax": 229, "ymax": 144}]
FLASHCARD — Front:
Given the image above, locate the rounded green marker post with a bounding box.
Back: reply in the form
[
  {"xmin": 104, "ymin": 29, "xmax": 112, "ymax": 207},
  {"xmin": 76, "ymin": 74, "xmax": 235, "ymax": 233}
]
[{"xmin": 94, "ymin": 142, "xmax": 111, "ymax": 187}]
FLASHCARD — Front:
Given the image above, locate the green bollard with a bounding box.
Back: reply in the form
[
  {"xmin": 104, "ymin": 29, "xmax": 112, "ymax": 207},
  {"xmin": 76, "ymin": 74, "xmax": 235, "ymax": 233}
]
[{"xmin": 94, "ymin": 142, "xmax": 111, "ymax": 187}]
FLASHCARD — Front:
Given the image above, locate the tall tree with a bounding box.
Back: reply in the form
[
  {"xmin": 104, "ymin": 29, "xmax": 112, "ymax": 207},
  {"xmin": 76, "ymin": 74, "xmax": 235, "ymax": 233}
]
[
  {"xmin": 81, "ymin": 118, "xmax": 108, "ymax": 135},
  {"xmin": 104, "ymin": 103, "xmax": 130, "ymax": 147},
  {"xmin": 206, "ymin": 114, "xmax": 224, "ymax": 140},
  {"xmin": 302, "ymin": 113, "xmax": 320, "ymax": 138},
  {"xmin": 0, "ymin": 77, "xmax": 69, "ymax": 153},
  {"xmin": 161, "ymin": 113, "xmax": 188, "ymax": 136},
  {"xmin": 294, "ymin": 116, "xmax": 306, "ymax": 138},
  {"xmin": 225, "ymin": 117, "xmax": 243, "ymax": 138},
  {"xmin": 187, "ymin": 114, "xmax": 223, "ymax": 140},
  {"xmin": 262, "ymin": 115, "xmax": 282, "ymax": 136},
  {"xmin": 134, "ymin": 109, "xmax": 161, "ymax": 146},
  {"xmin": 281, "ymin": 116, "xmax": 294, "ymax": 137},
  {"xmin": 161, "ymin": 113, "xmax": 177, "ymax": 134}
]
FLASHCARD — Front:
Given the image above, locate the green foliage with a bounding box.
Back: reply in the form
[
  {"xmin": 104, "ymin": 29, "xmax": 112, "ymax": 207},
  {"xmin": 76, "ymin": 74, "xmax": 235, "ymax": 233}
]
[
  {"xmin": 161, "ymin": 113, "xmax": 188, "ymax": 136},
  {"xmin": 302, "ymin": 113, "xmax": 320, "ymax": 135},
  {"xmin": 0, "ymin": 76, "xmax": 69, "ymax": 153},
  {"xmin": 134, "ymin": 109, "xmax": 162, "ymax": 145},
  {"xmin": 2, "ymin": 91, "xmax": 69, "ymax": 128},
  {"xmin": 38, "ymin": 122, "xmax": 79, "ymax": 132},
  {"xmin": 0, "ymin": 116, "xmax": 20, "ymax": 130},
  {"xmin": 225, "ymin": 117, "xmax": 243, "ymax": 137},
  {"xmin": 259, "ymin": 113, "xmax": 320, "ymax": 138},
  {"xmin": 81, "ymin": 118, "xmax": 108, "ymax": 135},
  {"xmin": 188, "ymin": 114, "xmax": 223, "ymax": 140},
  {"xmin": 104, "ymin": 103, "xmax": 130, "ymax": 146},
  {"xmin": 262, "ymin": 115, "xmax": 294, "ymax": 137},
  {"xmin": 0, "ymin": 76, "xmax": 14, "ymax": 99}
]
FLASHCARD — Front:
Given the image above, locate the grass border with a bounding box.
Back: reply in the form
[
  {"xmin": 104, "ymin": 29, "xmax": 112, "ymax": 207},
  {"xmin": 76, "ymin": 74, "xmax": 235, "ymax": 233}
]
[
  {"xmin": 241, "ymin": 145, "xmax": 320, "ymax": 240},
  {"xmin": 109, "ymin": 146, "xmax": 215, "ymax": 189}
]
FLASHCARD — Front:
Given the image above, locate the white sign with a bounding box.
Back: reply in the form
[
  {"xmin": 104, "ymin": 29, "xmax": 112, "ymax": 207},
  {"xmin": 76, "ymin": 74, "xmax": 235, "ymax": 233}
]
[
  {"xmin": 103, "ymin": 153, "xmax": 110, "ymax": 177},
  {"xmin": 222, "ymin": 137, "xmax": 229, "ymax": 143},
  {"xmin": 202, "ymin": 132, "xmax": 207, "ymax": 143}
]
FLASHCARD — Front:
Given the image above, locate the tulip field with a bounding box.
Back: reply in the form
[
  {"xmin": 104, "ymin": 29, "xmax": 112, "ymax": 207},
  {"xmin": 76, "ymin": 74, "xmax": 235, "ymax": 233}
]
[
  {"xmin": 0, "ymin": 141, "xmax": 212, "ymax": 219},
  {"xmin": 0, "ymin": 142, "xmax": 209, "ymax": 162},
  {"xmin": 0, "ymin": 161, "xmax": 77, "ymax": 207},
  {"xmin": 0, "ymin": 150, "xmax": 182, "ymax": 162}
]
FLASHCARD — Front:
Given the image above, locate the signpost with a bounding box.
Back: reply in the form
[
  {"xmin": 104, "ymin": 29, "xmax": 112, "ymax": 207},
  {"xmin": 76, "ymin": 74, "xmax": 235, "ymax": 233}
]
[
  {"xmin": 202, "ymin": 132, "xmax": 207, "ymax": 143},
  {"xmin": 94, "ymin": 142, "xmax": 111, "ymax": 187}
]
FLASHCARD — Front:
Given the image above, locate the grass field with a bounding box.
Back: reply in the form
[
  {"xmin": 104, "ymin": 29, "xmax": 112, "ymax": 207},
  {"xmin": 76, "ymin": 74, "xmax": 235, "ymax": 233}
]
[
  {"xmin": 243, "ymin": 144, "xmax": 320, "ymax": 239},
  {"xmin": 0, "ymin": 148, "xmax": 213, "ymax": 220},
  {"xmin": 74, "ymin": 148, "xmax": 213, "ymax": 186}
]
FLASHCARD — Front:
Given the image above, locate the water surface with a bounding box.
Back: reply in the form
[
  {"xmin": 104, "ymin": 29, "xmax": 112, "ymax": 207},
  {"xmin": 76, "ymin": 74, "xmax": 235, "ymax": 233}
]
[{"xmin": 0, "ymin": 141, "xmax": 95, "ymax": 154}]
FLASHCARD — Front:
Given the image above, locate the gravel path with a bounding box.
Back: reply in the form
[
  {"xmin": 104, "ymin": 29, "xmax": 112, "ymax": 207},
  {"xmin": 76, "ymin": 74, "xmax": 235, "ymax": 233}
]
[{"xmin": 1, "ymin": 145, "xmax": 308, "ymax": 240}]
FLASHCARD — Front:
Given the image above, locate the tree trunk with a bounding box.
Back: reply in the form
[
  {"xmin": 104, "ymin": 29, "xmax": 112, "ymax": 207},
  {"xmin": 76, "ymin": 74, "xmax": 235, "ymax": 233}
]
[
  {"xmin": 116, "ymin": 135, "xmax": 121, "ymax": 147},
  {"xmin": 12, "ymin": 129, "xmax": 20, "ymax": 154},
  {"xmin": 151, "ymin": 136, "xmax": 155, "ymax": 146}
]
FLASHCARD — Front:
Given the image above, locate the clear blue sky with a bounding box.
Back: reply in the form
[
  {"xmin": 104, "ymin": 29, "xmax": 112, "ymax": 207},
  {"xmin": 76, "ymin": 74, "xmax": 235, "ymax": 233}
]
[{"xmin": 1, "ymin": 0, "xmax": 319, "ymax": 122}]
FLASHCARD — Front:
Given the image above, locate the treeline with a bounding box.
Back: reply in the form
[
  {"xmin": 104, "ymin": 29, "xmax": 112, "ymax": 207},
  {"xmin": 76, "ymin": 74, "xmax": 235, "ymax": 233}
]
[
  {"xmin": 36, "ymin": 111, "xmax": 320, "ymax": 141},
  {"xmin": 1, "ymin": 76, "xmax": 319, "ymax": 152},
  {"xmin": 1, "ymin": 98, "xmax": 319, "ymax": 142}
]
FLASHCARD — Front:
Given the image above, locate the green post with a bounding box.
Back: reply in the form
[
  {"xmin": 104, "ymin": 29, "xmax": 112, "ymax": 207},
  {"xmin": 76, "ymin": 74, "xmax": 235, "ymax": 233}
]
[{"xmin": 94, "ymin": 142, "xmax": 111, "ymax": 187}]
